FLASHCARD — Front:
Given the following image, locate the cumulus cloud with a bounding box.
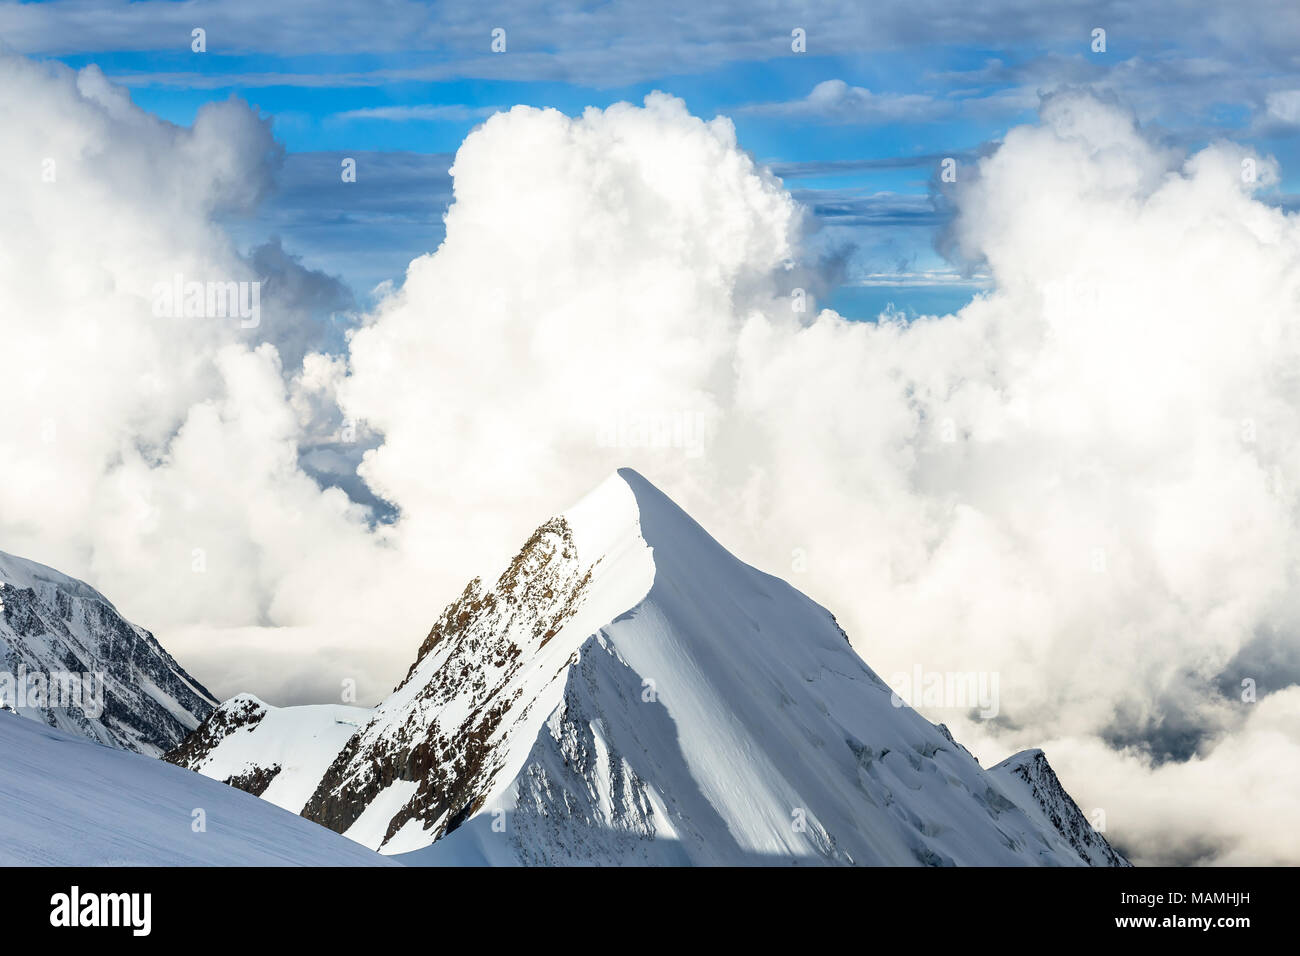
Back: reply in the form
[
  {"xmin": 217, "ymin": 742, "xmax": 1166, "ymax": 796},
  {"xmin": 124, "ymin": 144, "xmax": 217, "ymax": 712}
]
[
  {"xmin": 2, "ymin": 58, "xmax": 1298, "ymax": 863},
  {"xmin": 0, "ymin": 55, "xmax": 423, "ymax": 703},
  {"xmin": 1017, "ymin": 687, "xmax": 1300, "ymax": 866},
  {"xmin": 338, "ymin": 90, "xmax": 1300, "ymax": 864}
]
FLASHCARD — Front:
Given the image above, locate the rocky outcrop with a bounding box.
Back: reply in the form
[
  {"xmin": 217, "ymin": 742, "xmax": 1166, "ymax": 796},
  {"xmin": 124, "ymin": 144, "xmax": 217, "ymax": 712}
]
[
  {"xmin": 301, "ymin": 515, "xmax": 595, "ymax": 845},
  {"xmin": 0, "ymin": 549, "xmax": 216, "ymax": 755}
]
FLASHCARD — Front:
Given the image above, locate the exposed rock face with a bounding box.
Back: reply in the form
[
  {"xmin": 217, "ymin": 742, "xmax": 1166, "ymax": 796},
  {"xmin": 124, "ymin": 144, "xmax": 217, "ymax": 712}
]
[
  {"xmin": 166, "ymin": 694, "xmax": 269, "ymax": 772},
  {"xmin": 224, "ymin": 763, "xmax": 283, "ymax": 797},
  {"xmin": 989, "ymin": 749, "xmax": 1131, "ymax": 866},
  {"xmin": 300, "ymin": 515, "xmax": 596, "ymax": 845},
  {"xmin": 0, "ymin": 549, "xmax": 216, "ymax": 755}
]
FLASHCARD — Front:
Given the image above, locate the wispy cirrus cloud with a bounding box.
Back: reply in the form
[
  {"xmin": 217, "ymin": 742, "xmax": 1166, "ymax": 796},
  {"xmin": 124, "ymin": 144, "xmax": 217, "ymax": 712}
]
[
  {"xmin": 769, "ymin": 150, "xmax": 991, "ymax": 179},
  {"xmin": 742, "ymin": 79, "xmax": 953, "ymax": 125},
  {"xmin": 223, "ymin": 150, "xmax": 455, "ymax": 298},
  {"xmin": 329, "ymin": 104, "xmax": 499, "ymax": 123},
  {"xmin": 848, "ymin": 270, "xmax": 991, "ymax": 287},
  {"xmin": 790, "ymin": 189, "xmax": 948, "ymax": 228}
]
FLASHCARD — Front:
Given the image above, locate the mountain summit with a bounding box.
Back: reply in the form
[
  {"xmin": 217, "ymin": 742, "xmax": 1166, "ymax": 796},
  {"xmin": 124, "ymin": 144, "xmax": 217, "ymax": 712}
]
[{"xmin": 172, "ymin": 469, "xmax": 1128, "ymax": 866}]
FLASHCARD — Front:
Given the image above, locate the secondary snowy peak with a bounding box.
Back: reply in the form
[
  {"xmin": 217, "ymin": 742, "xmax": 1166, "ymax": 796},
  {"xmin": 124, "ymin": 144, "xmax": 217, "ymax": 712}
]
[
  {"xmin": 989, "ymin": 749, "xmax": 1130, "ymax": 867},
  {"xmin": 165, "ymin": 693, "xmax": 371, "ymax": 815},
  {"xmin": 0, "ymin": 548, "xmax": 216, "ymax": 755},
  {"xmin": 279, "ymin": 468, "xmax": 1127, "ymax": 865}
]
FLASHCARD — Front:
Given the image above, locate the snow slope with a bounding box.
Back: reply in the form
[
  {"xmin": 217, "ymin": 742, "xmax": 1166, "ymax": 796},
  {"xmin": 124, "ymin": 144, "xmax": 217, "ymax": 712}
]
[
  {"xmin": 0, "ymin": 709, "xmax": 394, "ymax": 866},
  {"xmin": 169, "ymin": 468, "xmax": 1126, "ymax": 865},
  {"xmin": 166, "ymin": 693, "xmax": 372, "ymax": 814},
  {"xmin": 0, "ymin": 548, "xmax": 216, "ymax": 754}
]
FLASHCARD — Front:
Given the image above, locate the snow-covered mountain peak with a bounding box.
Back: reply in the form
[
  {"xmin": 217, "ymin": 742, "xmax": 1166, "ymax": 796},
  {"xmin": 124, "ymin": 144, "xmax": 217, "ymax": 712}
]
[
  {"xmin": 173, "ymin": 469, "xmax": 1127, "ymax": 866},
  {"xmin": 395, "ymin": 469, "xmax": 656, "ymax": 697},
  {"xmin": 561, "ymin": 468, "xmax": 650, "ymax": 566},
  {"xmin": 0, "ymin": 547, "xmax": 216, "ymax": 754},
  {"xmin": 988, "ymin": 748, "xmax": 1130, "ymax": 867},
  {"xmin": 0, "ymin": 549, "xmax": 115, "ymax": 610}
]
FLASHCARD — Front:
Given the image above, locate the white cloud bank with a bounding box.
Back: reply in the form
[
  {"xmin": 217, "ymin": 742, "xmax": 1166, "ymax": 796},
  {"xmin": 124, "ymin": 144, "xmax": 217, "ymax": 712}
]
[
  {"xmin": 1, "ymin": 57, "xmax": 1298, "ymax": 864},
  {"xmin": 0, "ymin": 56, "xmax": 418, "ymax": 702}
]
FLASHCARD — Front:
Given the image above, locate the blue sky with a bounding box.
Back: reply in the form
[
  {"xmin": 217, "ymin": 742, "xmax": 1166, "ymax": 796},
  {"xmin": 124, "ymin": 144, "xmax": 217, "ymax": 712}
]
[{"xmin": 10, "ymin": 0, "xmax": 1300, "ymax": 317}]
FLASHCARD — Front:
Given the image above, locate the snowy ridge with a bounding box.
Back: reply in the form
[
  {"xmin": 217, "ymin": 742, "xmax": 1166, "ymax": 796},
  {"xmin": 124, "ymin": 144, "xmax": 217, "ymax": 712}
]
[
  {"xmin": 0, "ymin": 548, "xmax": 217, "ymax": 755},
  {"xmin": 989, "ymin": 749, "xmax": 1130, "ymax": 867},
  {"xmin": 175, "ymin": 469, "xmax": 1128, "ymax": 866}
]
